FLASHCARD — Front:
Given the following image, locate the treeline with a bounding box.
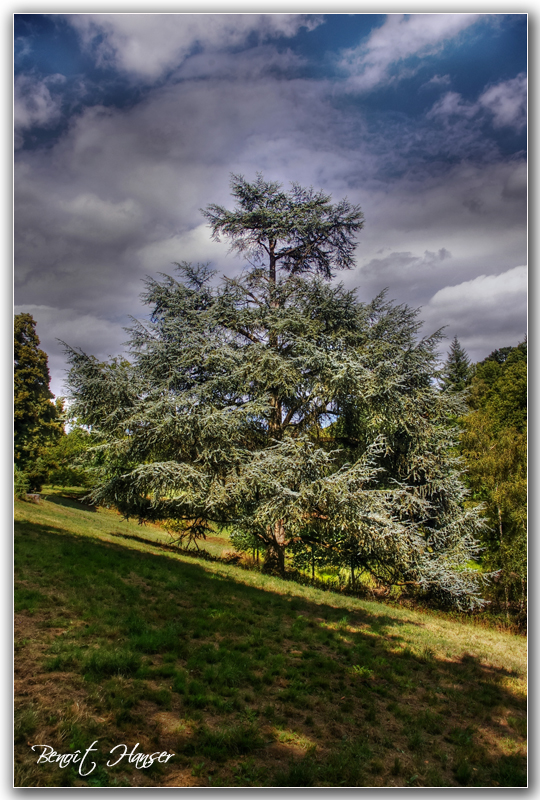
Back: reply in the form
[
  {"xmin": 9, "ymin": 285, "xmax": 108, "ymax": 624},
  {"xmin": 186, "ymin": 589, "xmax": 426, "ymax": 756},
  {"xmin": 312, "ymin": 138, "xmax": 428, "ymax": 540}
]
[{"xmin": 441, "ymin": 337, "xmax": 527, "ymax": 626}]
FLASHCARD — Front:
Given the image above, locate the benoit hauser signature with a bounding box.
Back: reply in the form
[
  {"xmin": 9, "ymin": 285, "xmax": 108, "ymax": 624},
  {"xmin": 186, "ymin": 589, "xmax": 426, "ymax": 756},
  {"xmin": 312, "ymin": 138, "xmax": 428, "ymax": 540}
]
[{"xmin": 31, "ymin": 741, "xmax": 175, "ymax": 776}]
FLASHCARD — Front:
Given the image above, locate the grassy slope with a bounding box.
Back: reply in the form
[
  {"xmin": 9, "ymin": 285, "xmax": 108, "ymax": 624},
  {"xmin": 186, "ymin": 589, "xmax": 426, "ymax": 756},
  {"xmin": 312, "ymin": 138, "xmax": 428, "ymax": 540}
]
[{"xmin": 14, "ymin": 491, "xmax": 527, "ymax": 788}]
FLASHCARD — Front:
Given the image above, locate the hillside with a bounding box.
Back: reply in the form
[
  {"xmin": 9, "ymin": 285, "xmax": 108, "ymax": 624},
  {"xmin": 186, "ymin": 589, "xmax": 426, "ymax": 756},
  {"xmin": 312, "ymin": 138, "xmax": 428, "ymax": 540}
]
[{"xmin": 14, "ymin": 491, "xmax": 527, "ymax": 787}]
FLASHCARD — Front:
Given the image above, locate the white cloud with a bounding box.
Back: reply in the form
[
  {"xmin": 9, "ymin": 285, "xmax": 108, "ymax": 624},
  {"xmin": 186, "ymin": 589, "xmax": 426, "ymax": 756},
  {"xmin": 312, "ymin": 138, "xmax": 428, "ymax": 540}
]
[
  {"xmin": 427, "ymin": 73, "xmax": 527, "ymax": 133},
  {"xmin": 427, "ymin": 90, "xmax": 477, "ymax": 121},
  {"xmin": 420, "ymin": 266, "xmax": 527, "ymax": 359},
  {"xmin": 428, "ymin": 265, "xmax": 526, "ymax": 309},
  {"xmin": 14, "ymin": 73, "xmax": 65, "ymax": 146},
  {"xmin": 136, "ymin": 225, "xmax": 231, "ymax": 280},
  {"xmin": 420, "ymin": 73, "xmax": 451, "ymax": 90},
  {"xmin": 479, "ymin": 72, "xmax": 527, "ymax": 131},
  {"xmin": 339, "ymin": 13, "xmax": 480, "ymax": 92},
  {"xmin": 66, "ymin": 13, "xmax": 321, "ymax": 81}
]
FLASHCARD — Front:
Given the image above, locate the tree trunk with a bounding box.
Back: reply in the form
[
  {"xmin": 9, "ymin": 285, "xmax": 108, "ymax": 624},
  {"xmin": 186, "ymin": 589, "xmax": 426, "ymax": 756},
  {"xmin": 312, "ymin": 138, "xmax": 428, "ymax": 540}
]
[
  {"xmin": 269, "ymin": 241, "xmax": 277, "ymax": 285},
  {"xmin": 262, "ymin": 241, "xmax": 286, "ymax": 574},
  {"xmin": 497, "ymin": 502, "xmax": 510, "ymax": 623},
  {"xmin": 269, "ymin": 394, "xmax": 282, "ymax": 439},
  {"xmin": 267, "ymin": 240, "xmax": 283, "ymax": 440},
  {"xmin": 263, "ymin": 520, "xmax": 286, "ymax": 576}
]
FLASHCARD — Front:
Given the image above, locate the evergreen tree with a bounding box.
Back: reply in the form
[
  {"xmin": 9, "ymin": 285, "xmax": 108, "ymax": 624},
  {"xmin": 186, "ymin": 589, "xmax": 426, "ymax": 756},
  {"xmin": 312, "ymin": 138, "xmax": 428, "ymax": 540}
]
[
  {"xmin": 65, "ymin": 175, "xmax": 485, "ymax": 609},
  {"xmin": 14, "ymin": 313, "xmax": 62, "ymax": 490},
  {"xmin": 440, "ymin": 335, "xmax": 471, "ymax": 392},
  {"xmin": 202, "ymin": 173, "xmax": 364, "ymax": 283}
]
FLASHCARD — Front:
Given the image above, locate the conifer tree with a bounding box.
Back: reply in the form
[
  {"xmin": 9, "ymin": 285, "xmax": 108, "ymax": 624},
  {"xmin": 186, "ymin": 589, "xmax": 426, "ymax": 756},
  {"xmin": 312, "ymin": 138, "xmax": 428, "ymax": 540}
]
[
  {"xmin": 440, "ymin": 335, "xmax": 471, "ymax": 392},
  {"xmin": 65, "ymin": 175, "xmax": 485, "ymax": 609},
  {"xmin": 14, "ymin": 313, "xmax": 62, "ymax": 489}
]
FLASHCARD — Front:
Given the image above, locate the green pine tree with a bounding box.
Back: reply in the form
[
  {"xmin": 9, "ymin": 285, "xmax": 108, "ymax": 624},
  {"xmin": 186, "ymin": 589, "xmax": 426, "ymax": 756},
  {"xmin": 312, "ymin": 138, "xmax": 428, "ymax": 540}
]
[
  {"xmin": 64, "ymin": 175, "xmax": 485, "ymax": 609},
  {"xmin": 440, "ymin": 335, "xmax": 471, "ymax": 392},
  {"xmin": 14, "ymin": 313, "xmax": 63, "ymax": 491}
]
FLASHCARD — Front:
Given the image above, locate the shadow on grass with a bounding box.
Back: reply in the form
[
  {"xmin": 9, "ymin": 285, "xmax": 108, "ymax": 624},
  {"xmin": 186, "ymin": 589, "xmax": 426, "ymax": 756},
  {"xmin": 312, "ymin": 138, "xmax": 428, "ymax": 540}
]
[
  {"xmin": 42, "ymin": 493, "xmax": 97, "ymax": 512},
  {"xmin": 14, "ymin": 522, "xmax": 527, "ymax": 788}
]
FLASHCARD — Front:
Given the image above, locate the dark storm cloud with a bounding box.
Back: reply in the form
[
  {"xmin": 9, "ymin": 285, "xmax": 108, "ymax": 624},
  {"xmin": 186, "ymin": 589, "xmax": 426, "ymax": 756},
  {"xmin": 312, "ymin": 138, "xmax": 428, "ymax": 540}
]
[{"xmin": 13, "ymin": 13, "xmax": 527, "ymax": 396}]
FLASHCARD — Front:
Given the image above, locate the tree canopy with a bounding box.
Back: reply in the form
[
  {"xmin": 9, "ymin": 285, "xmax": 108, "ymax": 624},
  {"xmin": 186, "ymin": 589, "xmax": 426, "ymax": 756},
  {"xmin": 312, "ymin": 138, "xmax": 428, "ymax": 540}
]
[
  {"xmin": 202, "ymin": 173, "xmax": 364, "ymax": 282},
  {"xmin": 460, "ymin": 340, "xmax": 527, "ymax": 622},
  {"xmin": 65, "ymin": 175, "xmax": 485, "ymax": 609}
]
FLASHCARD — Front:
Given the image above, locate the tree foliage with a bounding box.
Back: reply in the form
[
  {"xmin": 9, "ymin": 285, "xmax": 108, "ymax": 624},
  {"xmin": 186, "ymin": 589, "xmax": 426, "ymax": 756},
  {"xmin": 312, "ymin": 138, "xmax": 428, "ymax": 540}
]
[
  {"xmin": 39, "ymin": 424, "xmax": 96, "ymax": 489},
  {"xmin": 202, "ymin": 173, "xmax": 364, "ymax": 282},
  {"xmin": 14, "ymin": 313, "xmax": 63, "ymax": 490},
  {"xmin": 65, "ymin": 175, "xmax": 485, "ymax": 609},
  {"xmin": 460, "ymin": 341, "xmax": 527, "ymax": 622}
]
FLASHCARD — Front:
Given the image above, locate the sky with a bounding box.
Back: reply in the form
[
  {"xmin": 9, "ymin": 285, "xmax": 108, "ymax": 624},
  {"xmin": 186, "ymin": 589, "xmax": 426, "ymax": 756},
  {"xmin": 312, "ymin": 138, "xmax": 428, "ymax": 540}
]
[{"xmin": 13, "ymin": 12, "xmax": 527, "ymax": 399}]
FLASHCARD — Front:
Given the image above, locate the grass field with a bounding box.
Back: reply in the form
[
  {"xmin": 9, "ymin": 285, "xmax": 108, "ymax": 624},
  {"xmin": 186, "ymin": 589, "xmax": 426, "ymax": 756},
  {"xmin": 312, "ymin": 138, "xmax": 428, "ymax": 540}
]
[{"xmin": 14, "ymin": 489, "xmax": 527, "ymax": 787}]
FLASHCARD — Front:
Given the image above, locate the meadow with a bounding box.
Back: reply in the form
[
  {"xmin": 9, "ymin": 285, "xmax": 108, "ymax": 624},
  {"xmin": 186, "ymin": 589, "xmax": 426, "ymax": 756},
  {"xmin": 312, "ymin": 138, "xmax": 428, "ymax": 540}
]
[{"xmin": 14, "ymin": 489, "xmax": 527, "ymax": 787}]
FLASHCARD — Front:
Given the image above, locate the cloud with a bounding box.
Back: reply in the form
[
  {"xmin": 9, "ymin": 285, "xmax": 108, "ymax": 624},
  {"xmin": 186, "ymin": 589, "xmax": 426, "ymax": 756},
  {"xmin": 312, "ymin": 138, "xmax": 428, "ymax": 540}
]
[
  {"xmin": 344, "ymin": 158, "xmax": 527, "ymax": 350},
  {"xmin": 427, "ymin": 90, "xmax": 477, "ymax": 120},
  {"xmin": 420, "ymin": 73, "xmax": 451, "ymax": 90},
  {"xmin": 14, "ymin": 73, "xmax": 355, "ymax": 328},
  {"xmin": 57, "ymin": 193, "xmax": 144, "ymax": 245},
  {"xmin": 479, "ymin": 72, "xmax": 527, "ymax": 131},
  {"xmin": 339, "ymin": 13, "xmax": 481, "ymax": 92},
  {"xmin": 14, "ymin": 73, "xmax": 65, "ymax": 146},
  {"xmin": 15, "ymin": 76, "xmax": 526, "ymax": 318},
  {"xmin": 421, "ymin": 266, "xmax": 527, "ymax": 359},
  {"xmin": 428, "ymin": 264, "xmax": 526, "ymax": 309},
  {"xmin": 14, "ymin": 36, "xmax": 33, "ymax": 60},
  {"xmin": 428, "ymin": 73, "xmax": 527, "ymax": 133},
  {"xmin": 357, "ymin": 248, "xmax": 452, "ymax": 306},
  {"xmin": 66, "ymin": 13, "xmax": 321, "ymax": 81},
  {"xmin": 14, "ymin": 19, "xmax": 527, "ymax": 389},
  {"xmin": 13, "ymin": 305, "xmax": 130, "ymax": 398},
  {"xmin": 175, "ymin": 44, "xmax": 305, "ymax": 82},
  {"xmin": 136, "ymin": 225, "xmax": 229, "ymax": 276}
]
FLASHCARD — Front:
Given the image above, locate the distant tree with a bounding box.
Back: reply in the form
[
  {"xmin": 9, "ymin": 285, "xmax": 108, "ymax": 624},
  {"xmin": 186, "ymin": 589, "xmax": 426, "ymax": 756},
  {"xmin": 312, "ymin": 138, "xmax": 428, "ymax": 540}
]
[
  {"xmin": 440, "ymin": 336, "xmax": 471, "ymax": 392},
  {"xmin": 460, "ymin": 340, "xmax": 527, "ymax": 622},
  {"xmin": 14, "ymin": 313, "xmax": 63, "ymax": 491},
  {"xmin": 65, "ymin": 175, "xmax": 486, "ymax": 609},
  {"xmin": 40, "ymin": 423, "xmax": 95, "ymax": 489},
  {"xmin": 482, "ymin": 346, "xmax": 515, "ymax": 365},
  {"xmin": 467, "ymin": 340, "xmax": 527, "ymax": 431}
]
